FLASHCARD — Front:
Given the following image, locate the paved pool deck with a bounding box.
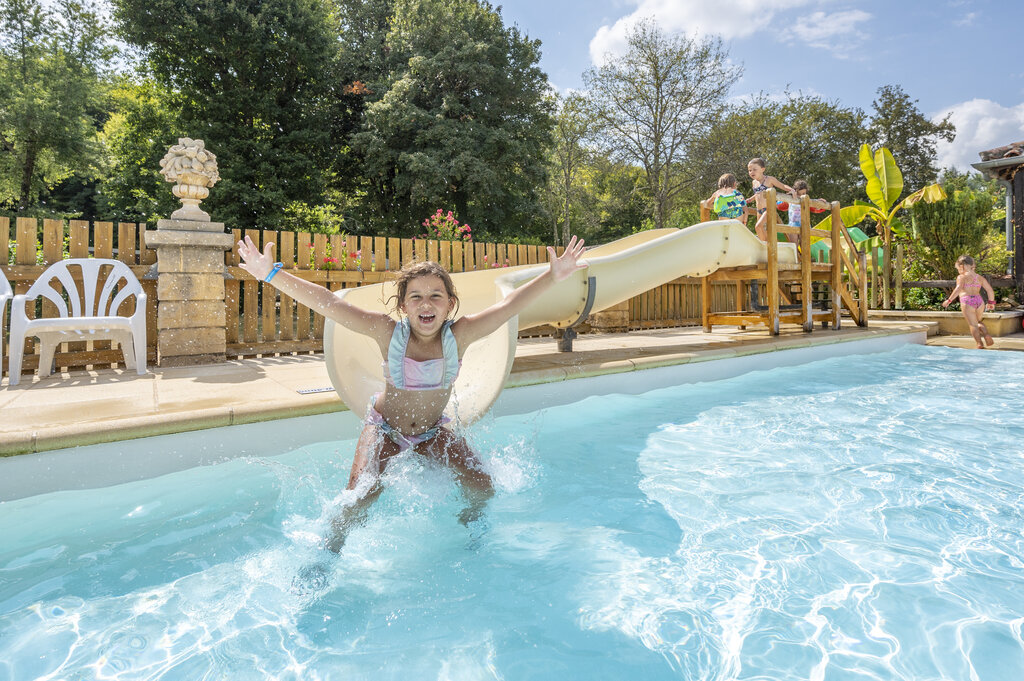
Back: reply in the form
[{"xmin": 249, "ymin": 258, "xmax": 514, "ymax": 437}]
[{"xmin": 1, "ymin": 321, "xmax": 1021, "ymax": 456}]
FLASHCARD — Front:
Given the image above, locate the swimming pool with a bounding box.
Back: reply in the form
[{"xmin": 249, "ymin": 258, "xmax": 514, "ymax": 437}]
[{"xmin": 2, "ymin": 343, "xmax": 1022, "ymax": 679}]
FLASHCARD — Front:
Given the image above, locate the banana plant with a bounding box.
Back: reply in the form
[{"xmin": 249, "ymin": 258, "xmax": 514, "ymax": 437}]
[{"xmin": 816, "ymin": 144, "xmax": 946, "ymax": 239}]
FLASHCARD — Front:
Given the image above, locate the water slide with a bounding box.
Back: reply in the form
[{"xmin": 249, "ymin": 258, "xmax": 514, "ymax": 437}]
[{"xmin": 324, "ymin": 219, "xmax": 797, "ymax": 425}]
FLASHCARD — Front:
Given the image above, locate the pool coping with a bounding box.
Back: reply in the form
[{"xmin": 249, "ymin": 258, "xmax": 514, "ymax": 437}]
[{"xmin": 0, "ymin": 322, "xmax": 934, "ymax": 457}]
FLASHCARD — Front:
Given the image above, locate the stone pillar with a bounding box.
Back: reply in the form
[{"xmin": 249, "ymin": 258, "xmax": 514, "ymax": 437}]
[
  {"xmin": 588, "ymin": 300, "xmax": 630, "ymax": 333},
  {"xmin": 147, "ymin": 220, "xmax": 234, "ymax": 366},
  {"xmin": 148, "ymin": 138, "xmax": 233, "ymax": 366}
]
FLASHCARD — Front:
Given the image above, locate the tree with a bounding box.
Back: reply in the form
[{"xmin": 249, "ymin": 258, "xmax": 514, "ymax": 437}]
[
  {"xmin": 817, "ymin": 144, "xmax": 946, "ymax": 243},
  {"xmin": 0, "ymin": 0, "xmax": 114, "ymax": 210},
  {"xmin": 909, "ymin": 188, "xmax": 993, "ymax": 279},
  {"xmin": 112, "ymin": 0, "xmax": 351, "ymax": 228},
  {"xmin": 97, "ymin": 76, "xmax": 182, "ymax": 220},
  {"xmin": 584, "ymin": 21, "xmax": 740, "ymax": 230},
  {"xmin": 869, "ymin": 85, "xmax": 955, "ymax": 191},
  {"xmin": 547, "ymin": 93, "xmax": 597, "ymax": 246},
  {"xmin": 353, "ymin": 0, "xmax": 553, "ymax": 238}
]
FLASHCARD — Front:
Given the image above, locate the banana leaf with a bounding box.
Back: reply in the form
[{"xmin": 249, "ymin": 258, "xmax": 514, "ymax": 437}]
[
  {"xmin": 859, "ymin": 144, "xmax": 887, "ymax": 211},
  {"xmin": 873, "ymin": 147, "xmax": 903, "ymax": 208}
]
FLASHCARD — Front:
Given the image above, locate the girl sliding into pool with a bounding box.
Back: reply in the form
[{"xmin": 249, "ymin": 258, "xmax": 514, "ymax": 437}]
[
  {"xmin": 237, "ymin": 234, "xmax": 587, "ymax": 552},
  {"xmin": 942, "ymin": 254, "xmax": 996, "ymax": 349}
]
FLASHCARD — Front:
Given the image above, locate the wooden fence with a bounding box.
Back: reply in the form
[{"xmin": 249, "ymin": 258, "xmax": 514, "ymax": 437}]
[{"xmin": 3, "ymin": 216, "xmax": 759, "ymax": 374}]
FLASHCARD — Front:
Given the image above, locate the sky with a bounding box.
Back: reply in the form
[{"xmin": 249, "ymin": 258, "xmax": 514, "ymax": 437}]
[{"xmin": 496, "ymin": 0, "xmax": 1024, "ymax": 174}]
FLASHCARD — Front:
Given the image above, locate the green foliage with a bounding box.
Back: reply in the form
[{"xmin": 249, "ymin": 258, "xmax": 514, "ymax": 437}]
[
  {"xmin": 817, "ymin": 144, "xmax": 946, "ymax": 239},
  {"xmin": 96, "ymin": 76, "xmax": 181, "ymax": 220},
  {"xmin": 544, "ymin": 92, "xmax": 598, "ymax": 247},
  {"xmin": 869, "ymin": 85, "xmax": 955, "ymax": 191},
  {"xmin": 353, "ymin": 0, "xmax": 553, "ymax": 238},
  {"xmin": 0, "ymin": 0, "xmax": 115, "ymax": 209},
  {"xmin": 908, "ymin": 189, "xmax": 997, "ymax": 278},
  {"xmin": 112, "ymin": 0, "xmax": 354, "ymax": 229},
  {"xmin": 281, "ymin": 201, "xmax": 348, "ymax": 235}
]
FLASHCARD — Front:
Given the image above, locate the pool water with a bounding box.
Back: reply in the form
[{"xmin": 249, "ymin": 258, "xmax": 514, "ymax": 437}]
[{"xmin": 2, "ymin": 344, "xmax": 1024, "ymax": 680}]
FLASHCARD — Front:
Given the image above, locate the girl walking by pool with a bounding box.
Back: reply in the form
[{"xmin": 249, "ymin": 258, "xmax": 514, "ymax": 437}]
[
  {"xmin": 942, "ymin": 254, "xmax": 996, "ymax": 349},
  {"xmin": 706, "ymin": 173, "xmax": 748, "ymax": 223},
  {"xmin": 237, "ymin": 234, "xmax": 587, "ymax": 551},
  {"xmin": 747, "ymin": 157, "xmax": 794, "ymax": 241}
]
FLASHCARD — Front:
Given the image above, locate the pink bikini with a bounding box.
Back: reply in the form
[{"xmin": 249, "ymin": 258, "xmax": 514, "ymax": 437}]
[
  {"xmin": 959, "ymin": 274, "xmax": 986, "ymax": 309},
  {"xmin": 366, "ymin": 319, "xmax": 462, "ymax": 449}
]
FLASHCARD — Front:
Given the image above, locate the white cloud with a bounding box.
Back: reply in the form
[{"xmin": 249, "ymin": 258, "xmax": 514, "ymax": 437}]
[
  {"xmin": 587, "ymin": 1, "xmax": 870, "ymax": 65},
  {"xmin": 954, "ymin": 12, "xmax": 977, "ymax": 27},
  {"xmin": 791, "ymin": 10, "xmax": 872, "ymax": 57},
  {"xmin": 588, "ymin": 0, "xmax": 812, "ymax": 65},
  {"xmin": 934, "ymin": 99, "xmax": 1024, "ymax": 172}
]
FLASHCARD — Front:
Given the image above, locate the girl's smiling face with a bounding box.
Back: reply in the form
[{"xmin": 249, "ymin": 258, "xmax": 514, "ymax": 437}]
[{"xmin": 400, "ymin": 274, "xmax": 455, "ymax": 334}]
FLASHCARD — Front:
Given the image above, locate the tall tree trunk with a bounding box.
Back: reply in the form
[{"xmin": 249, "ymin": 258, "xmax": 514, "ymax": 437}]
[
  {"xmin": 18, "ymin": 139, "xmax": 38, "ymax": 210},
  {"xmin": 562, "ymin": 193, "xmax": 570, "ymax": 247}
]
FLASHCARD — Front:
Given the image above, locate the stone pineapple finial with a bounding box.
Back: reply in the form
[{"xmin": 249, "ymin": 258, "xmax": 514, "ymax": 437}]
[{"xmin": 159, "ymin": 138, "xmax": 220, "ymax": 222}]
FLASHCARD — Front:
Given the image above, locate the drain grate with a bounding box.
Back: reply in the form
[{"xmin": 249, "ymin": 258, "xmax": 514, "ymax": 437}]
[{"xmin": 296, "ymin": 386, "xmax": 335, "ymax": 395}]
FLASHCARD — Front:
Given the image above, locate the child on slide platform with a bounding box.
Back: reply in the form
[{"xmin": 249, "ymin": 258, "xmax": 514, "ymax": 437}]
[
  {"xmin": 237, "ymin": 234, "xmax": 587, "ymax": 552},
  {"xmin": 747, "ymin": 157, "xmax": 794, "ymax": 241},
  {"xmin": 707, "ymin": 173, "xmax": 748, "ymax": 221}
]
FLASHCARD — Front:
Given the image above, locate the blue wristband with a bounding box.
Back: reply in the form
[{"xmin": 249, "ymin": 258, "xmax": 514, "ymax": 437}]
[{"xmin": 264, "ymin": 262, "xmax": 284, "ymax": 283}]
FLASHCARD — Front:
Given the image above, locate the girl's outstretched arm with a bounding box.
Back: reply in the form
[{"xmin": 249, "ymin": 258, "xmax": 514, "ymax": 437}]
[
  {"xmin": 237, "ymin": 236, "xmax": 393, "ymax": 343},
  {"xmin": 769, "ymin": 175, "xmax": 795, "ymax": 195},
  {"xmin": 942, "ymin": 274, "xmax": 965, "ymax": 308},
  {"xmin": 455, "ymin": 236, "xmax": 587, "ymax": 346}
]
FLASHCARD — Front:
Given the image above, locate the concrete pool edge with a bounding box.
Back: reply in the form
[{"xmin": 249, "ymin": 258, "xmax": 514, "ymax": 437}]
[
  {"xmin": 0, "ymin": 323, "xmax": 930, "ymax": 458},
  {"xmin": 0, "ymin": 325, "xmax": 929, "ymax": 501}
]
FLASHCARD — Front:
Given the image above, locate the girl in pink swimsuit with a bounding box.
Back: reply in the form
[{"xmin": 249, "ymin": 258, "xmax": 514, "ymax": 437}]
[
  {"xmin": 942, "ymin": 254, "xmax": 996, "ymax": 349},
  {"xmin": 238, "ymin": 234, "xmax": 587, "ymax": 551}
]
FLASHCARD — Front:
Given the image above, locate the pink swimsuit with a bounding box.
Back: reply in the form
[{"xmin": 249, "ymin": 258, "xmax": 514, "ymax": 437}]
[
  {"xmin": 367, "ymin": 319, "xmax": 461, "ymax": 449},
  {"xmin": 959, "ymin": 274, "xmax": 986, "ymax": 309}
]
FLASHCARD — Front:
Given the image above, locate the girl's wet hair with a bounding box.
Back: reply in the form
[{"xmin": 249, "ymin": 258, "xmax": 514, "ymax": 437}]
[
  {"xmin": 956, "ymin": 255, "xmax": 976, "ymax": 267},
  {"xmin": 793, "ymin": 179, "xmax": 808, "ymax": 192},
  {"xmin": 388, "ymin": 260, "xmax": 460, "ymax": 317},
  {"xmin": 718, "ymin": 173, "xmax": 737, "ymax": 189},
  {"xmin": 748, "ymin": 157, "xmax": 766, "ymax": 169}
]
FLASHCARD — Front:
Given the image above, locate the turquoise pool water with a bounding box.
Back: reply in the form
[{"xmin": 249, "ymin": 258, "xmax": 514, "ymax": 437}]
[{"xmin": 2, "ymin": 343, "xmax": 1023, "ymax": 680}]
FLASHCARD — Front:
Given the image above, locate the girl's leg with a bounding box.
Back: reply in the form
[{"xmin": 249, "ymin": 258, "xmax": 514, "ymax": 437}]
[
  {"xmin": 974, "ymin": 308, "xmax": 994, "ymax": 346},
  {"xmin": 754, "ymin": 211, "xmax": 768, "ymax": 241},
  {"xmin": 961, "ymin": 306, "xmax": 985, "ymax": 348},
  {"xmin": 423, "ymin": 429, "xmax": 494, "ymax": 525},
  {"xmin": 326, "ymin": 423, "xmax": 399, "ymax": 552}
]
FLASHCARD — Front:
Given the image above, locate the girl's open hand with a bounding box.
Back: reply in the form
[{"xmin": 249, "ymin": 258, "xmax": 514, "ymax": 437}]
[
  {"xmin": 547, "ymin": 235, "xmax": 587, "ymax": 282},
  {"xmin": 237, "ymin": 235, "xmax": 276, "ymax": 281}
]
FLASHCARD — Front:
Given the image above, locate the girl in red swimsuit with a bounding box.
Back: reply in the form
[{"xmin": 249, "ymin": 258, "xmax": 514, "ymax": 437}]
[{"xmin": 942, "ymin": 255, "xmax": 996, "ymax": 349}]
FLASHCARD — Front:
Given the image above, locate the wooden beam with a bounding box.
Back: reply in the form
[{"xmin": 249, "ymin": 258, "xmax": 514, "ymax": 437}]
[
  {"xmin": 766, "ymin": 188, "xmax": 780, "ymax": 335},
  {"xmin": 800, "ymin": 195, "xmax": 813, "ymax": 332}
]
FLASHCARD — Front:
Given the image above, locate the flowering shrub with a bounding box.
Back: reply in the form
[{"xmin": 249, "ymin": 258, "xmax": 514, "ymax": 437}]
[
  {"xmin": 309, "ymin": 233, "xmax": 362, "ymax": 271},
  {"xmin": 420, "ymin": 209, "xmax": 472, "ymax": 241}
]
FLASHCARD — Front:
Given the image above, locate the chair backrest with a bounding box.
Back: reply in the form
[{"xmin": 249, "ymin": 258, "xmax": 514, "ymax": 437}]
[
  {"xmin": 0, "ymin": 266, "xmax": 11, "ymax": 299},
  {"xmin": 23, "ymin": 259, "xmax": 144, "ymax": 318}
]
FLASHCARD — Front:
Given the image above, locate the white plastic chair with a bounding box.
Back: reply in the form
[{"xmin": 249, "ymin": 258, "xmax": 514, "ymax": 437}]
[
  {"xmin": 9, "ymin": 259, "xmax": 147, "ymax": 385},
  {"xmin": 0, "ymin": 267, "xmax": 11, "ymax": 381}
]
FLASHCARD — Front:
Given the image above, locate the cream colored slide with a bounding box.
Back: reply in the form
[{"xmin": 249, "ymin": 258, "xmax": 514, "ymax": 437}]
[{"xmin": 324, "ymin": 219, "xmax": 796, "ymax": 425}]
